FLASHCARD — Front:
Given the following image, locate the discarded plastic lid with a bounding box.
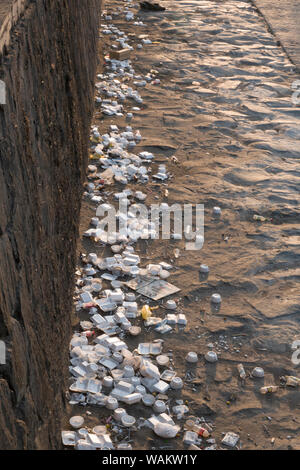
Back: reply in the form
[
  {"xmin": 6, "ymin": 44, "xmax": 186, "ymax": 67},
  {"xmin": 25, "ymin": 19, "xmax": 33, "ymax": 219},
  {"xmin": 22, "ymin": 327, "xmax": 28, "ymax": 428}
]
[
  {"xmin": 199, "ymin": 264, "xmax": 209, "ymax": 273},
  {"xmin": 211, "ymin": 293, "xmax": 222, "ymax": 303},
  {"xmin": 252, "ymin": 367, "xmax": 264, "ymax": 378},
  {"xmin": 205, "ymin": 351, "xmax": 218, "ymax": 363},
  {"xmin": 121, "ymin": 414, "xmax": 136, "ymax": 427},
  {"xmin": 170, "ymin": 376, "xmax": 183, "ymax": 390},
  {"xmin": 69, "ymin": 416, "xmax": 84, "ymax": 429},
  {"xmin": 156, "ymin": 355, "xmax": 170, "ymax": 366},
  {"xmin": 142, "ymin": 394, "xmax": 155, "ymax": 406},
  {"xmin": 186, "ymin": 352, "xmax": 198, "ymax": 363}
]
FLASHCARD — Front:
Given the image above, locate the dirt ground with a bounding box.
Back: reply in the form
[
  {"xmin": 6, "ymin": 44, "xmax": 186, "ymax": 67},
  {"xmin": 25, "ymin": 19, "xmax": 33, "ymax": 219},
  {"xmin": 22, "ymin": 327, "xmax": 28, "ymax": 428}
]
[{"xmin": 66, "ymin": 0, "xmax": 300, "ymax": 450}]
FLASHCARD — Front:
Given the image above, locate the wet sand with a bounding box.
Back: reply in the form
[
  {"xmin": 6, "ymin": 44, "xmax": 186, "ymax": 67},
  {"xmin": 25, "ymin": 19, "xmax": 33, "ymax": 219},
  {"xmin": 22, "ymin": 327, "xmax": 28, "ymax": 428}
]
[{"xmin": 68, "ymin": 0, "xmax": 300, "ymax": 450}]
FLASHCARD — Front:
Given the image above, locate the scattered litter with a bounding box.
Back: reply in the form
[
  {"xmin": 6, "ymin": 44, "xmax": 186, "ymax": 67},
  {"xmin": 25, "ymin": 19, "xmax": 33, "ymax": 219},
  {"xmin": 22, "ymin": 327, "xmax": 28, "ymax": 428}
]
[{"xmin": 205, "ymin": 351, "xmax": 218, "ymax": 363}]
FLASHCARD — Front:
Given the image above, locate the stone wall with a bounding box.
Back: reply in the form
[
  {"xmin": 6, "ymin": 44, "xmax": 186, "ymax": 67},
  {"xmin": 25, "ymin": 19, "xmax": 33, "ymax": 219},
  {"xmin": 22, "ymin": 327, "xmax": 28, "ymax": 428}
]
[{"xmin": 0, "ymin": 0, "xmax": 101, "ymax": 449}]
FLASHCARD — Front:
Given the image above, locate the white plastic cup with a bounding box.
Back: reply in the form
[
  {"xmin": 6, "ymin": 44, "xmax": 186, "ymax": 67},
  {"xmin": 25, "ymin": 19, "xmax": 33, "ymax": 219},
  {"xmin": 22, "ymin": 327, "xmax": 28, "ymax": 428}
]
[
  {"xmin": 170, "ymin": 377, "xmax": 183, "ymax": 390},
  {"xmin": 142, "ymin": 394, "xmax": 155, "ymax": 406},
  {"xmin": 114, "ymin": 408, "xmax": 127, "ymax": 422},
  {"xmin": 153, "ymin": 400, "xmax": 166, "ymax": 413},
  {"xmin": 106, "ymin": 397, "xmax": 119, "ymax": 410},
  {"xmin": 103, "ymin": 376, "xmax": 114, "ymax": 388},
  {"xmin": 186, "ymin": 352, "xmax": 198, "ymax": 363},
  {"xmin": 205, "ymin": 351, "xmax": 218, "ymax": 363},
  {"xmin": 165, "ymin": 300, "xmax": 176, "ymax": 310},
  {"xmin": 131, "ymin": 376, "xmax": 141, "ymax": 387}
]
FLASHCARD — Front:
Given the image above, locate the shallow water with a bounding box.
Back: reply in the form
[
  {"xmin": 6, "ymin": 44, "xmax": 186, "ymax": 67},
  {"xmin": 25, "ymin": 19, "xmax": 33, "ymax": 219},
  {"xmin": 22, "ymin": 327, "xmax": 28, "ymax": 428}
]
[{"xmin": 73, "ymin": 0, "xmax": 300, "ymax": 449}]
